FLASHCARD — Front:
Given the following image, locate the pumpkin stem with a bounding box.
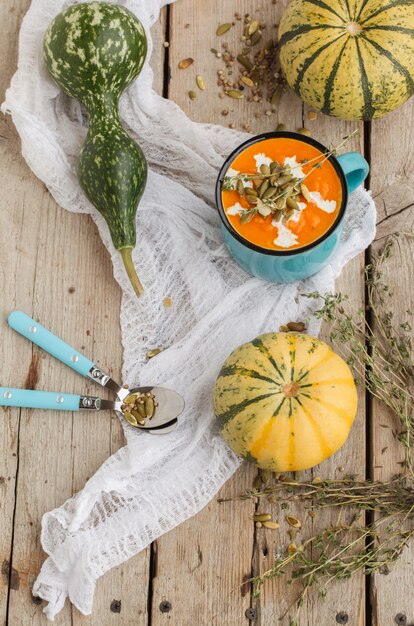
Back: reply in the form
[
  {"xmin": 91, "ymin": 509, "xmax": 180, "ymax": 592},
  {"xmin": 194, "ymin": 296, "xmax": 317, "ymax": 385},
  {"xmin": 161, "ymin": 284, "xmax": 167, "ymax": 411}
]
[
  {"xmin": 283, "ymin": 382, "xmax": 299, "ymax": 398},
  {"xmin": 120, "ymin": 247, "xmax": 144, "ymax": 297}
]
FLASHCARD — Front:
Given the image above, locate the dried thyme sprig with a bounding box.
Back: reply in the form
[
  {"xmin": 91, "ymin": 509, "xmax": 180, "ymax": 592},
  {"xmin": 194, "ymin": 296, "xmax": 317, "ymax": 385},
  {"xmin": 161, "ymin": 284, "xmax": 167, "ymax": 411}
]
[
  {"xmin": 302, "ymin": 235, "xmax": 414, "ymax": 471},
  {"xmin": 248, "ymin": 515, "xmax": 414, "ymax": 626},
  {"xmin": 239, "ymin": 476, "xmax": 414, "ymax": 518}
]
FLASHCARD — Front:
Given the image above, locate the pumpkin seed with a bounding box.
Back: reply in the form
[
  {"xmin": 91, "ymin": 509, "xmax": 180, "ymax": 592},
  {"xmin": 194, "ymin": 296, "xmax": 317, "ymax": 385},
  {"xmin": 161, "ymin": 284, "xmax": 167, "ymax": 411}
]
[
  {"xmin": 308, "ymin": 111, "xmax": 318, "ymax": 121},
  {"xmin": 258, "ymin": 179, "xmax": 269, "ymax": 198},
  {"xmin": 253, "ymin": 513, "xmax": 272, "ymax": 522},
  {"xmin": 124, "ymin": 394, "xmax": 138, "ymax": 405},
  {"xmin": 300, "ymin": 183, "xmax": 311, "ymax": 202},
  {"xmin": 240, "ymin": 76, "xmax": 255, "ymax": 88},
  {"xmin": 196, "ymin": 75, "xmax": 206, "ymax": 90},
  {"xmin": 308, "ymin": 510, "xmax": 316, "ymax": 518},
  {"xmin": 312, "ymin": 476, "xmax": 322, "ymax": 484},
  {"xmin": 279, "ymin": 324, "xmax": 290, "ymax": 332},
  {"xmin": 286, "ymin": 197, "xmax": 300, "ymax": 211},
  {"xmin": 287, "ymin": 321, "xmax": 306, "ymax": 332},
  {"xmin": 124, "ymin": 411, "xmax": 138, "ymax": 427},
  {"xmin": 263, "ymin": 520, "xmax": 280, "ymax": 529},
  {"xmin": 270, "ymin": 174, "xmax": 278, "ymax": 186},
  {"xmin": 188, "ymin": 90, "xmax": 197, "ymax": 100},
  {"xmin": 146, "ymin": 348, "xmax": 162, "ymax": 359},
  {"xmin": 286, "ymin": 516, "xmax": 302, "ymax": 529},
  {"xmin": 245, "ymin": 187, "xmax": 258, "ymax": 197},
  {"xmin": 275, "ymin": 197, "xmax": 287, "ymax": 210},
  {"xmin": 270, "ymin": 161, "xmax": 280, "ymax": 173},
  {"xmin": 248, "ymin": 20, "xmax": 260, "ymax": 35},
  {"xmin": 237, "ymin": 54, "xmax": 254, "ymax": 70},
  {"xmin": 145, "ymin": 396, "xmax": 155, "ymax": 418},
  {"xmin": 262, "ymin": 186, "xmax": 278, "ymax": 200},
  {"xmin": 278, "ymin": 174, "xmax": 293, "ymax": 186},
  {"xmin": 217, "ymin": 23, "xmax": 232, "ymax": 36},
  {"xmin": 178, "ymin": 58, "xmax": 194, "ymax": 69},
  {"xmin": 133, "ymin": 404, "xmax": 147, "ymax": 419},
  {"xmin": 250, "ymin": 30, "xmax": 262, "ymax": 45},
  {"xmin": 237, "ymin": 179, "xmax": 245, "ymax": 196},
  {"xmin": 298, "ymin": 127, "xmax": 312, "ymax": 137},
  {"xmin": 246, "ymin": 196, "xmax": 258, "ymax": 205},
  {"xmin": 284, "ymin": 209, "xmax": 295, "ymax": 221},
  {"xmin": 240, "ymin": 209, "xmax": 257, "ymax": 224},
  {"xmin": 226, "ymin": 89, "xmax": 244, "ymax": 99},
  {"xmin": 288, "ymin": 543, "xmax": 298, "ymax": 555},
  {"xmin": 276, "ymin": 123, "xmax": 287, "ymax": 132},
  {"xmin": 260, "ymin": 164, "xmax": 271, "ymax": 176}
]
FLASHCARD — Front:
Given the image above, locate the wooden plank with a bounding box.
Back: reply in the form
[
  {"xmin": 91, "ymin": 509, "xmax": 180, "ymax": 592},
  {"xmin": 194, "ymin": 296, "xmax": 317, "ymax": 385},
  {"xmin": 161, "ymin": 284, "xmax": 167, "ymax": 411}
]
[
  {"xmin": 369, "ymin": 100, "xmax": 414, "ymax": 626},
  {"xmin": 152, "ymin": 1, "xmax": 366, "ymax": 625},
  {"xmin": 0, "ymin": 0, "xmax": 47, "ymax": 621},
  {"xmin": 1, "ymin": 4, "xmax": 167, "ymax": 626}
]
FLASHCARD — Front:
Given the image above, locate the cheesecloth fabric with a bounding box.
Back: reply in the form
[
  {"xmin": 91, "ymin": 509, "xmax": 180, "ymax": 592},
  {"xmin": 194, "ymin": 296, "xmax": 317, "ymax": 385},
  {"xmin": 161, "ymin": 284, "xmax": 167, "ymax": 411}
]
[{"xmin": 2, "ymin": 0, "xmax": 376, "ymax": 619}]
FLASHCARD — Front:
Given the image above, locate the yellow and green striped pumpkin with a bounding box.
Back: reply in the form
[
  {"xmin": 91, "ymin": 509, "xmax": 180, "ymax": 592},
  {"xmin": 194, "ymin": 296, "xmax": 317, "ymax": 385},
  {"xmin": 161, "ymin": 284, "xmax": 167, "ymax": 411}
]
[
  {"xmin": 214, "ymin": 333, "xmax": 358, "ymax": 472},
  {"xmin": 278, "ymin": 0, "xmax": 414, "ymax": 121}
]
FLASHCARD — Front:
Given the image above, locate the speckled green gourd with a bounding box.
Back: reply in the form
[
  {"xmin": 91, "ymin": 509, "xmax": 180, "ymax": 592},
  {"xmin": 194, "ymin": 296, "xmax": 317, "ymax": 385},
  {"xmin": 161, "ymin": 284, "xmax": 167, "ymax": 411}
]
[{"xmin": 44, "ymin": 2, "xmax": 148, "ymax": 295}]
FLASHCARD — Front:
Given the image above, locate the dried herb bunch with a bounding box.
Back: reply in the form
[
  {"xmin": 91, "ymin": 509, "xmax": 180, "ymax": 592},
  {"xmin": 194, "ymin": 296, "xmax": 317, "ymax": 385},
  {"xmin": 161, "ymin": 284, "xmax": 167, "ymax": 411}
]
[
  {"xmin": 222, "ymin": 130, "xmax": 358, "ymax": 226},
  {"xmin": 303, "ymin": 235, "xmax": 414, "ymax": 472},
  {"xmin": 250, "ymin": 515, "xmax": 414, "ymax": 626},
  {"xmin": 242, "ymin": 476, "xmax": 414, "ymax": 519},
  {"xmin": 237, "ymin": 475, "xmax": 414, "ymax": 626}
]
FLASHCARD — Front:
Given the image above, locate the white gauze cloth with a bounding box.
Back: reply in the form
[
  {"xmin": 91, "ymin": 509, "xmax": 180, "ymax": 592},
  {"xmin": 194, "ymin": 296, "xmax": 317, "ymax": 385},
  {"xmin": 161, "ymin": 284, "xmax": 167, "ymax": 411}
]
[{"xmin": 3, "ymin": 0, "xmax": 376, "ymax": 619}]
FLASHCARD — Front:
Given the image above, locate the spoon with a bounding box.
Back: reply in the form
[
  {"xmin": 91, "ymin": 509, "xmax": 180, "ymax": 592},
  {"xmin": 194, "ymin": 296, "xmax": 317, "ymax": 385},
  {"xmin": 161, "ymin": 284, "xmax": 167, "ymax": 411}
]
[{"xmin": 5, "ymin": 311, "xmax": 184, "ymax": 433}]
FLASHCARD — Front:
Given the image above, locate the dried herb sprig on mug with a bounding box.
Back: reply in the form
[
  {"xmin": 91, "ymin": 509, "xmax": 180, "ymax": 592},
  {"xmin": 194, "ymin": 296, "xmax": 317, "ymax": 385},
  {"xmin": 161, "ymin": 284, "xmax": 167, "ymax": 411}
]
[
  {"xmin": 302, "ymin": 235, "xmax": 414, "ymax": 472},
  {"xmin": 222, "ymin": 130, "xmax": 358, "ymax": 225}
]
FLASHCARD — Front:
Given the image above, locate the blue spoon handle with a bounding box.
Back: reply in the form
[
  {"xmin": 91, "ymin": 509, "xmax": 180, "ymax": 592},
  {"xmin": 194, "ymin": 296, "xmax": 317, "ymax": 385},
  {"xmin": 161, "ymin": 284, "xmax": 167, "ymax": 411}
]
[
  {"xmin": 0, "ymin": 388, "xmax": 81, "ymax": 411},
  {"xmin": 8, "ymin": 311, "xmax": 94, "ymax": 378}
]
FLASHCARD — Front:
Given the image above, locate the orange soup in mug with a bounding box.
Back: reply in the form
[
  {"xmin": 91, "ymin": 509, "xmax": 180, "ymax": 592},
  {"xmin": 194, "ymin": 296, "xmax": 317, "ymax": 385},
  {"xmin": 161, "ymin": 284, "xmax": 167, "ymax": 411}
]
[{"xmin": 216, "ymin": 132, "xmax": 369, "ymax": 283}]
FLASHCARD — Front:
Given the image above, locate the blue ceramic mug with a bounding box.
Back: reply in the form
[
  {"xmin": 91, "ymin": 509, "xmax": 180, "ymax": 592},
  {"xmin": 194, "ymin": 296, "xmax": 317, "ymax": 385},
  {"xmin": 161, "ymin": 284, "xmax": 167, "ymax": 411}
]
[{"xmin": 216, "ymin": 132, "xmax": 369, "ymax": 283}]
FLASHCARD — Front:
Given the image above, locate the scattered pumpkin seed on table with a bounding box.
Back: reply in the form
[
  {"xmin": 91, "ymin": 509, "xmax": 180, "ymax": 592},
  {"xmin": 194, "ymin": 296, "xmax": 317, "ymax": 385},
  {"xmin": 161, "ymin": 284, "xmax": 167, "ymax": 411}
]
[
  {"xmin": 178, "ymin": 57, "xmax": 194, "ymax": 69},
  {"xmin": 196, "ymin": 75, "xmax": 206, "ymax": 90},
  {"xmin": 217, "ymin": 23, "xmax": 232, "ymax": 36}
]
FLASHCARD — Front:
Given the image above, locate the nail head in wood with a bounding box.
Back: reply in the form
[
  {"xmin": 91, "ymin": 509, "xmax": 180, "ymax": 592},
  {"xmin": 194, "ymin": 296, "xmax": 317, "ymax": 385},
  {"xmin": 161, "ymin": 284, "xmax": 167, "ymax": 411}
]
[
  {"xmin": 336, "ymin": 612, "xmax": 349, "ymax": 624},
  {"xmin": 395, "ymin": 614, "xmax": 407, "ymax": 625},
  {"xmin": 110, "ymin": 599, "xmax": 121, "ymax": 613},
  {"xmin": 245, "ymin": 607, "xmax": 257, "ymax": 620},
  {"xmin": 159, "ymin": 600, "xmax": 172, "ymax": 613}
]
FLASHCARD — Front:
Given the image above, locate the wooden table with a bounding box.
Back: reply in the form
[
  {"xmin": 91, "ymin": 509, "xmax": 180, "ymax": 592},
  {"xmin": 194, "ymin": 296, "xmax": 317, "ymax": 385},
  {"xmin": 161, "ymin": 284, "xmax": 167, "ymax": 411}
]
[{"xmin": 1, "ymin": 1, "xmax": 413, "ymax": 624}]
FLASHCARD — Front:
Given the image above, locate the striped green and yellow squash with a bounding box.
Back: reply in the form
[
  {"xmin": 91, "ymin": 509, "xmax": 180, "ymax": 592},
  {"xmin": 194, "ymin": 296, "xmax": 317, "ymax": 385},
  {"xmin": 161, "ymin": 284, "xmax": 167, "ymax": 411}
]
[
  {"xmin": 214, "ymin": 332, "xmax": 358, "ymax": 472},
  {"xmin": 278, "ymin": 0, "xmax": 414, "ymax": 121},
  {"xmin": 44, "ymin": 3, "xmax": 148, "ymax": 296}
]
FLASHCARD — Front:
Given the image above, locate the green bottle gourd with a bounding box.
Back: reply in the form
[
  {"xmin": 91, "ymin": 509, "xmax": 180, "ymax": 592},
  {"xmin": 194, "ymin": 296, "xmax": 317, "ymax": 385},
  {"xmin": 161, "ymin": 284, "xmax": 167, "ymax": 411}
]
[{"xmin": 44, "ymin": 2, "xmax": 148, "ymax": 296}]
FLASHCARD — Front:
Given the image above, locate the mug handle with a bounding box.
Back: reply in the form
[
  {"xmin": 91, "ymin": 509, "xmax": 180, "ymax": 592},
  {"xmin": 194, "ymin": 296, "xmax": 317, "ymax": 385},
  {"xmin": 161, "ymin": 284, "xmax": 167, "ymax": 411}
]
[{"xmin": 336, "ymin": 152, "xmax": 369, "ymax": 194}]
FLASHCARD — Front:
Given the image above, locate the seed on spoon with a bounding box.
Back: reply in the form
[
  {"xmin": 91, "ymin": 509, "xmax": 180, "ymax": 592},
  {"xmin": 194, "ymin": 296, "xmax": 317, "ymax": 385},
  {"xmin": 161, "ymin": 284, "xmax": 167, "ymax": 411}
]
[
  {"xmin": 124, "ymin": 394, "xmax": 138, "ymax": 404},
  {"xmin": 124, "ymin": 411, "xmax": 138, "ymax": 427},
  {"xmin": 145, "ymin": 396, "xmax": 155, "ymax": 418}
]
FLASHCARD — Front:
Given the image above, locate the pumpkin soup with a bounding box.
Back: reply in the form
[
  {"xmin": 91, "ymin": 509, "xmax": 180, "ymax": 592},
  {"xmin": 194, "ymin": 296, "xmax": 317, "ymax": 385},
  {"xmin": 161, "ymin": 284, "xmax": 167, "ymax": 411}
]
[{"xmin": 221, "ymin": 137, "xmax": 343, "ymax": 251}]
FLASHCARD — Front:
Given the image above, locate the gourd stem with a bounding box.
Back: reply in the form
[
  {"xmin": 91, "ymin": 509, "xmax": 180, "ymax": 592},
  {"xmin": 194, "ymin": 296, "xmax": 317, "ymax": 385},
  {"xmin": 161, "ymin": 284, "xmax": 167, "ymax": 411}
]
[{"xmin": 119, "ymin": 247, "xmax": 144, "ymax": 297}]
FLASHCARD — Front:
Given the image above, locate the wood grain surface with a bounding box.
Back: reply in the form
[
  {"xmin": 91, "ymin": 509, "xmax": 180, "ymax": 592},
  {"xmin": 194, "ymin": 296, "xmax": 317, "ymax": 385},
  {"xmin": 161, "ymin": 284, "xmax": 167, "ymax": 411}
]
[{"xmin": 0, "ymin": 0, "xmax": 413, "ymax": 625}]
